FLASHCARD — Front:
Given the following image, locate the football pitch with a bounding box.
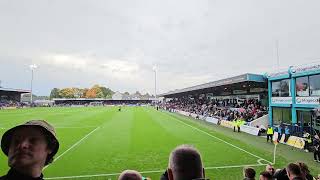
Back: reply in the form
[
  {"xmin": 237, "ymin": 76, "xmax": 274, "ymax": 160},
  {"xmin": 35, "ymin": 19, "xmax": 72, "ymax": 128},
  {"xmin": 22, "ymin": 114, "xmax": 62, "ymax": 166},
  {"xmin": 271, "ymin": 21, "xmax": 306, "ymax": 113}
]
[{"xmin": 0, "ymin": 106, "xmax": 276, "ymax": 179}]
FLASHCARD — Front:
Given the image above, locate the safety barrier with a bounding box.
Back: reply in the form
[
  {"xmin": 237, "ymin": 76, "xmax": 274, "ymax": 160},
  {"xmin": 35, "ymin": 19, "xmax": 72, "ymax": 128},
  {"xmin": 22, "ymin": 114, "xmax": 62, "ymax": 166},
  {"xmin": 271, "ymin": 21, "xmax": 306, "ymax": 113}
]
[{"xmin": 273, "ymin": 132, "xmax": 305, "ymax": 149}]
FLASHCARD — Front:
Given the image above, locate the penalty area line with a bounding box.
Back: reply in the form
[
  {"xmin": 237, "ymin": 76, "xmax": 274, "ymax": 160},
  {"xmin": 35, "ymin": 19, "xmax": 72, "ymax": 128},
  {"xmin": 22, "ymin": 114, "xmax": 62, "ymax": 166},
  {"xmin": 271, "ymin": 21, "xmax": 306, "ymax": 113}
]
[
  {"xmin": 54, "ymin": 126, "xmax": 98, "ymax": 129},
  {"xmin": 45, "ymin": 164, "xmax": 267, "ymax": 179},
  {"xmin": 44, "ymin": 126, "xmax": 100, "ymax": 170}
]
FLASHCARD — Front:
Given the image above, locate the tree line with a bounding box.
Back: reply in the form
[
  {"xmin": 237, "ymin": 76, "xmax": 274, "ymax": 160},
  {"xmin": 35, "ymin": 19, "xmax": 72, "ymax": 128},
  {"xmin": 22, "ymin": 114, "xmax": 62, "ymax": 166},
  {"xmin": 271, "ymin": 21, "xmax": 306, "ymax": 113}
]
[
  {"xmin": 49, "ymin": 85, "xmax": 114, "ymax": 99},
  {"xmin": 49, "ymin": 85, "xmax": 154, "ymax": 99}
]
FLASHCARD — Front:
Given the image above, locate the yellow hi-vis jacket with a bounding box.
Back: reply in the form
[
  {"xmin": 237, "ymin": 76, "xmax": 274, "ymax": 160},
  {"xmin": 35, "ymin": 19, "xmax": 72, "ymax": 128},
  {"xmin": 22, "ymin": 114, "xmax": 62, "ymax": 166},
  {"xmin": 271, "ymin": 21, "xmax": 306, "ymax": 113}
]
[
  {"xmin": 267, "ymin": 127, "xmax": 274, "ymax": 135},
  {"xmin": 236, "ymin": 119, "xmax": 243, "ymax": 127},
  {"xmin": 232, "ymin": 120, "xmax": 237, "ymax": 127},
  {"xmin": 305, "ymin": 133, "xmax": 312, "ymax": 143}
]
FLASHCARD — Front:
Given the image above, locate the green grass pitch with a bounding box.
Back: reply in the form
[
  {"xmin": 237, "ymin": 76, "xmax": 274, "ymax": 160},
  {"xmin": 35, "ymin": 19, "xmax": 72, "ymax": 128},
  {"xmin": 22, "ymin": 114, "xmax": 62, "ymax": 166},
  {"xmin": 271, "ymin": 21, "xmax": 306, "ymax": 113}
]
[{"xmin": 0, "ymin": 106, "xmax": 299, "ymax": 179}]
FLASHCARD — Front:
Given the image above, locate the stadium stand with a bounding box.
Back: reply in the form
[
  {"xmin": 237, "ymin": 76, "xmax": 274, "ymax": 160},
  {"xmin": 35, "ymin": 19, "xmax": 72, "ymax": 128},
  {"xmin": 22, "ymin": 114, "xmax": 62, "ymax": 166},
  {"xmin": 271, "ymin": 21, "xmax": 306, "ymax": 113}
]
[
  {"xmin": 161, "ymin": 97, "xmax": 267, "ymax": 123},
  {"xmin": 52, "ymin": 98, "xmax": 152, "ymax": 107},
  {"xmin": 0, "ymin": 88, "xmax": 30, "ymax": 109}
]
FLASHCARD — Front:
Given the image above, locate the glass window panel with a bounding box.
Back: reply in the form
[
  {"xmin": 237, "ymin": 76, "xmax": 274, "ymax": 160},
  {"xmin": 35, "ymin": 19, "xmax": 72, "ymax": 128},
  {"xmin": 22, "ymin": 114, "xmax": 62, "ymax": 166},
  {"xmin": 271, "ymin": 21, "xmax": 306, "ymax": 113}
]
[
  {"xmin": 297, "ymin": 110, "xmax": 313, "ymax": 133},
  {"xmin": 296, "ymin": 76, "xmax": 309, "ymax": 96},
  {"xmin": 309, "ymin": 74, "xmax": 320, "ymax": 96},
  {"xmin": 280, "ymin": 79, "xmax": 290, "ymax": 97},
  {"xmin": 273, "ymin": 107, "xmax": 292, "ymax": 125},
  {"xmin": 282, "ymin": 108, "xmax": 292, "ymax": 124},
  {"xmin": 272, "ymin": 81, "xmax": 280, "ymax": 97},
  {"xmin": 272, "ymin": 79, "xmax": 291, "ymax": 97},
  {"xmin": 272, "ymin": 108, "xmax": 281, "ymax": 125}
]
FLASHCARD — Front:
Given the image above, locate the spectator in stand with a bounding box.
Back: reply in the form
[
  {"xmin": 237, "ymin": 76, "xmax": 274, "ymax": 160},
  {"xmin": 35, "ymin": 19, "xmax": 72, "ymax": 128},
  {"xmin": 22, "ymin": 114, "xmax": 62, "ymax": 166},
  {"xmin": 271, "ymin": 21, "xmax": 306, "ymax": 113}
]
[
  {"xmin": 160, "ymin": 97, "xmax": 267, "ymax": 123},
  {"xmin": 296, "ymin": 162, "xmax": 314, "ymax": 180},
  {"xmin": 286, "ymin": 163, "xmax": 304, "ymax": 180},
  {"xmin": 273, "ymin": 167, "xmax": 289, "ymax": 180},
  {"xmin": 0, "ymin": 99, "xmax": 26, "ymax": 109},
  {"xmin": 265, "ymin": 164, "xmax": 275, "ymax": 177},
  {"xmin": 259, "ymin": 171, "xmax": 272, "ymax": 180},
  {"xmin": 164, "ymin": 145, "xmax": 205, "ymax": 180},
  {"xmin": 118, "ymin": 170, "xmax": 143, "ymax": 180},
  {"xmin": 243, "ymin": 167, "xmax": 256, "ymax": 180}
]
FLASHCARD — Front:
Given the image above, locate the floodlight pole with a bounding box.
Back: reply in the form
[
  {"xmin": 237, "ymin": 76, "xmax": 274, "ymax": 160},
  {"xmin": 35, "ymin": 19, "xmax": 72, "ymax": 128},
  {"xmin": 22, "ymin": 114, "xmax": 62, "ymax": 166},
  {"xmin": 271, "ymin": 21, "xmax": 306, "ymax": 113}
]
[
  {"xmin": 154, "ymin": 68, "xmax": 157, "ymax": 100},
  {"xmin": 153, "ymin": 65, "xmax": 157, "ymax": 103},
  {"xmin": 276, "ymin": 40, "xmax": 280, "ymax": 70},
  {"xmin": 30, "ymin": 64, "xmax": 37, "ymax": 103}
]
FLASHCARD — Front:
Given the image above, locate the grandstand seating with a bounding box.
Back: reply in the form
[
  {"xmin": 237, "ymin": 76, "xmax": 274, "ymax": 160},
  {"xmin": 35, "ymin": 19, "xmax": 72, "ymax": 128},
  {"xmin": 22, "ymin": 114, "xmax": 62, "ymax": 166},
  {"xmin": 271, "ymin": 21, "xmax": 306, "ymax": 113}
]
[{"xmin": 161, "ymin": 98, "xmax": 268, "ymax": 123}]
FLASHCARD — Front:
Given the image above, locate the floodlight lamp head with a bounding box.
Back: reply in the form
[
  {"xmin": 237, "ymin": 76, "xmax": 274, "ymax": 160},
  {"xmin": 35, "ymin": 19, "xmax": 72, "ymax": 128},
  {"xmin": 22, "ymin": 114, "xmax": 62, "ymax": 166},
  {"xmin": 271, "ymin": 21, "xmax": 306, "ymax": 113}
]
[
  {"xmin": 152, "ymin": 65, "xmax": 157, "ymax": 71},
  {"xmin": 29, "ymin": 64, "xmax": 38, "ymax": 69}
]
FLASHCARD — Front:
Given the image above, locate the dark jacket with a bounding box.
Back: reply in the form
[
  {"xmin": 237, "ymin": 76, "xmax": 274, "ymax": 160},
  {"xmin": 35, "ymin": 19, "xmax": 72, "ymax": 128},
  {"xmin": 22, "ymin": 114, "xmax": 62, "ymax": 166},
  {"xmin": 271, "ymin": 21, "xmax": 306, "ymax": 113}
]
[
  {"xmin": 292, "ymin": 177, "xmax": 304, "ymax": 180},
  {"xmin": 273, "ymin": 168, "xmax": 289, "ymax": 180},
  {"xmin": 0, "ymin": 168, "xmax": 44, "ymax": 180},
  {"xmin": 313, "ymin": 138, "xmax": 320, "ymax": 150},
  {"xmin": 160, "ymin": 170, "xmax": 169, "ymax": 180}
]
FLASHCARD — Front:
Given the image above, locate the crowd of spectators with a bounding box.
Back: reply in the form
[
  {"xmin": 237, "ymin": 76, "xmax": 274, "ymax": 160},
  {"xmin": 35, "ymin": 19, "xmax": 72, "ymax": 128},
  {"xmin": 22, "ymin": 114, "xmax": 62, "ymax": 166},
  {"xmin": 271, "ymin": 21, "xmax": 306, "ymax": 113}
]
[
  {"xmin": 0, "ymin": 99, "xmax": 28, "ymax": 109},
  {"xmin": 161, "ymin": 97, "xmax": 268, "ymax": 122},
  {"xmin": 0, "ymin": 99, "xmax": 152, "ymax": 109},
  {"xmin": 118, "ymin": 145, "xmax": 319, "ymax": 180},
  {"xmin": 54, "ymin": 101, "xmax": 150, "ymax": 107},
  {"xmin": 242, "ymin": 162, "xmax": 318, "ymax": 180}
]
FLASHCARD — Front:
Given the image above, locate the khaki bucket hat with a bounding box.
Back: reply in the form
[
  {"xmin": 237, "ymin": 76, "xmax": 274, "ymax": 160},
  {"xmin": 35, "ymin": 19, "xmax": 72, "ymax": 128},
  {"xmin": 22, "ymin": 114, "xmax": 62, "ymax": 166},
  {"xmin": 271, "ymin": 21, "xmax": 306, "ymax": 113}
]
[{"xmin": 1, "ymin": 120, "xmax": 59, "ymax": 160}]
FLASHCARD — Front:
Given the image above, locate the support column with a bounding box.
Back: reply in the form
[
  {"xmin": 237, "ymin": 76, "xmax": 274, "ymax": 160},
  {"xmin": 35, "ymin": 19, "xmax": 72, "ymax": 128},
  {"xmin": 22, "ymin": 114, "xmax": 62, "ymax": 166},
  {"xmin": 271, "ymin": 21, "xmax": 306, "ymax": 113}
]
[
  {"xmin": 268, "ymin": 80, "xmax": 273, "ymax": 126},
  {"xmin": 291, "ymin": 78, "xmax": 297, "ymax": 124}
]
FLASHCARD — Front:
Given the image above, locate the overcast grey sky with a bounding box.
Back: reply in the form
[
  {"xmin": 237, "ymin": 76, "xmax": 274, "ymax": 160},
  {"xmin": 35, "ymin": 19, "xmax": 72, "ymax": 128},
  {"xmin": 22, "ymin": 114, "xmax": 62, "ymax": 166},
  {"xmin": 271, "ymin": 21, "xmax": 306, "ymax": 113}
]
[{"xmin": 0, "ymin": 0, "xmax": 320, "ymax": 95}]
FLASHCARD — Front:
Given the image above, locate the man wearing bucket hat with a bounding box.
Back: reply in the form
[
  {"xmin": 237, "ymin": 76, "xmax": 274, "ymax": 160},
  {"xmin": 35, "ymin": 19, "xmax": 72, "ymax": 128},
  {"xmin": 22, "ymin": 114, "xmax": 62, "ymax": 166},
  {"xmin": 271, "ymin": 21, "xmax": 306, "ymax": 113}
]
[{"xmin": 0, "ymin": 120, "xmax": 59, "ymax": 180}]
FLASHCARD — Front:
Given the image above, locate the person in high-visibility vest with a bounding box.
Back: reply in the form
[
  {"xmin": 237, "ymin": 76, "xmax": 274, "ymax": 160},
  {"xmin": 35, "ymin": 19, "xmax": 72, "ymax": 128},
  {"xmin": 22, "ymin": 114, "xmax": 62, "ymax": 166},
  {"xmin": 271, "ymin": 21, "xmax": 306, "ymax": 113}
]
[
  {"xmin": 233, "ymin": 119, "xmax": 237, "ymax": 132},
  {"xmin": 236, "ymin": 118, "xmax": 242, "ymax": 132},
  {"xmin": 266, "ymin": 125, "xmax": 274, "ymax": 143},
  {"xmin": 303, "ymin": 130, "xmax": 312, "ymax": 152}
]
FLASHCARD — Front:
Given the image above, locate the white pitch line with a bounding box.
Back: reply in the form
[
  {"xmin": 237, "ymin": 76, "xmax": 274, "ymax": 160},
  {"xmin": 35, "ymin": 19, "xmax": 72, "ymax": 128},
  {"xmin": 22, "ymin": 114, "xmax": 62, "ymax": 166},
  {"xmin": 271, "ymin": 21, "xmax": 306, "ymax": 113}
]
[
  {"xmin": 257, "ymin": 158, "xmax": 268, "ymax": 165},
  {"xmin": 205, "ymin": 163, "xmax": 267, "ymax": 169},
  {"xmin": 45, "ymin": 164, "xmax": 267, "ymax": 179},
  {"xmin": 45, "ymin": 170, "xmax": 163, "ymax": 180},
  {"xmin": 54, "ymin": 126, "xmax": 98, "ymax": 129},
  {"xmin": 44, "ymin": 126, "xmax": 100, "ymax": 170},
  {"xmin": 170, "ymin": 114, "xmax": 272, "ymax": 164}
]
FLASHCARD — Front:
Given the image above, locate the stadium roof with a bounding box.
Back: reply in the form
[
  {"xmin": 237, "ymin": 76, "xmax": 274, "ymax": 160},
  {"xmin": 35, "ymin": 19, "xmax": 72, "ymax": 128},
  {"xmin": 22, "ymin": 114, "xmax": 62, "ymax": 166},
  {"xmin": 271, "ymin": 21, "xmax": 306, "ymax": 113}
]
[
  {"xmin": 0, "ymin": 87, "xmax": 30, "ymax": 93},
  {"xmin": 159, "ymin": 73, "xmax": 266, "ymax": 97}
]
